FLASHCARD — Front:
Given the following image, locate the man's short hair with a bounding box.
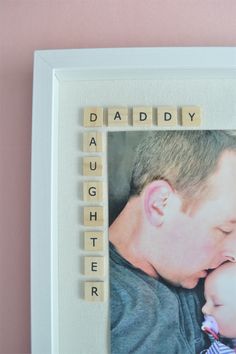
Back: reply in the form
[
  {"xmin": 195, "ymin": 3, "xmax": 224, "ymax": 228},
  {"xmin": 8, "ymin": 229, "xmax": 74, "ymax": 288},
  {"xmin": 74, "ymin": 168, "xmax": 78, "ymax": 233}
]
[{"xmin": 129, "ymin": 130, "xmax": 236, "ymax": 204}]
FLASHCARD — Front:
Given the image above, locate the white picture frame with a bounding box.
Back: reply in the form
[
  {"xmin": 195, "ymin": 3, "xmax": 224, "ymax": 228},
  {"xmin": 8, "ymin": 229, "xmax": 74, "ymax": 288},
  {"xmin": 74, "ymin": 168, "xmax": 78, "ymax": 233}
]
[{"xmin": 31, "ymin": 47, "xmax": 236, "ymax": 354}]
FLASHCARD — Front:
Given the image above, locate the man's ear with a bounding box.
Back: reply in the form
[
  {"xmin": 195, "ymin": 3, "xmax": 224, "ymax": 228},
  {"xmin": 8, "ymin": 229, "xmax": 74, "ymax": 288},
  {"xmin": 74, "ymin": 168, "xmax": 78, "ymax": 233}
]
[{"xmin": 143, "ymin": 180, "xmax": 173, "ymax": 226}]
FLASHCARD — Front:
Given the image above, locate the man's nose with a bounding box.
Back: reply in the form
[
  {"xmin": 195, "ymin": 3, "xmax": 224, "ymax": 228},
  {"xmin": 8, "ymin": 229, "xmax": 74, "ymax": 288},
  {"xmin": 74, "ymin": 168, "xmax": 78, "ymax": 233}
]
[
  {"xmin": 223, "ymin": 252, "xmax": 236, "ymax": 263},
  {"xmin": 226, "ymin": 255, "xmax": 236, "ymax": 262},
  {"xmin": 212, "ymin": 238, "xmax": 236, "ymax": 269},
  {"xmin": 223, "ymin": 236, "xmax": 236, "ymax": 263}
]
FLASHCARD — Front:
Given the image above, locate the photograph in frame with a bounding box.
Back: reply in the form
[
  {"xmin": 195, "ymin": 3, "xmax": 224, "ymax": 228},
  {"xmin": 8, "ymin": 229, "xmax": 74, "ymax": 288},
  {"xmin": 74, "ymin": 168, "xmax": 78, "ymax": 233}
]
[{"xmin": 108, "ymin": 130, "xmax": 236, "ymax": 354}]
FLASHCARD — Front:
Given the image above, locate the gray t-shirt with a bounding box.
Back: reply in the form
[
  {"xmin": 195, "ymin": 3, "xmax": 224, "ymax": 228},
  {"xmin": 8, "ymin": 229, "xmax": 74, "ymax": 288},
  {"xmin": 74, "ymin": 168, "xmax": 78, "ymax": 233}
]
[{"xmin": 110, "ymin": 242, "xmax": 208, "ymax": 354}]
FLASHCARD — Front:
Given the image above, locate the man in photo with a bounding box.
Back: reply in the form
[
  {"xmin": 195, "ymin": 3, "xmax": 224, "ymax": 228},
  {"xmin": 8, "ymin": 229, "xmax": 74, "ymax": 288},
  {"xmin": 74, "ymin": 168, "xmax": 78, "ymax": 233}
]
[{"xmin": 109, "ymin": 130, "xmax": 236, "ymax": 354}]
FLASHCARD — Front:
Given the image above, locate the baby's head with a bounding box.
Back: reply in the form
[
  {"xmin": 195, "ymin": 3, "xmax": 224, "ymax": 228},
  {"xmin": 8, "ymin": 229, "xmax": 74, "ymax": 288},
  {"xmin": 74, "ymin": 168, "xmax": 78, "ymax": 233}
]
[{"xmin": 202, "ymin": 262, "xmax": 236, "ymax": 338}]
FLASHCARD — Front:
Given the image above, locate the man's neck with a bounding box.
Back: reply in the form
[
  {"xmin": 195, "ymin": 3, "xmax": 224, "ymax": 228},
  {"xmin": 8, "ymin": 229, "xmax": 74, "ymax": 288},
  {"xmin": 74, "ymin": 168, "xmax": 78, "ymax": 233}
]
[{"xmin": 109, "ymin": 198, "xmax": 159, "ymax": 278}]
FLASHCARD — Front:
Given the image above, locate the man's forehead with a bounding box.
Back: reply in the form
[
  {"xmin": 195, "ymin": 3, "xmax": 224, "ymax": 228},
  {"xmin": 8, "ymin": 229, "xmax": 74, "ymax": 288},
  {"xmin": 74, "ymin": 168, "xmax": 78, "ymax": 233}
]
[{"xmin": 190, "ymin": 151, "xmax": 236, "ymax": 217}]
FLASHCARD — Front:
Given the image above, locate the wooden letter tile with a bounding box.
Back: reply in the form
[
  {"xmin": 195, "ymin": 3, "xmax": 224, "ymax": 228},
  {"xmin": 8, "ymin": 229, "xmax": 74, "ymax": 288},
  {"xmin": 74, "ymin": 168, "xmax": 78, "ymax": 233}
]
[
  {"xmin": 83, "ymin": 107, "xmax": 103, "ymax": 127},
  {"xmin": 83, "ymin": 156, "xmax": 103, "ymax": 176},
  {"xmin": 83, "ymin": 206, "xmax": 104, "ymax": 226},
  {"xmin": 157, "ymin": 107, "xmax": 178, "ymax": 126},
  {"xmin": 84, "ymin": 256, "xmax": 105, "ymax": 276},
  {"xmin": 83, "ymin": 181, "xmax": 103, "ymax": 202},
  {"xmin": 133, "ymin": 106, "xmax": 153, "ymax": 126},
  {"xmin": 108, "ymin": 107, "xmax": 128, "ymax": 126},
  {"xmin": 181, "ymin": 106, "xmax": 201, "ymax": 127},
  {"xmin": 84, "ymin": 231, "xmax": 104, "ymax": 251},
  {"xmin": 84, "ymin": 281, "xmax": 105, "ymax": 302},
  {"xmin": 83, "ymin": 131, "xmax": 104, "ymax": 152}
]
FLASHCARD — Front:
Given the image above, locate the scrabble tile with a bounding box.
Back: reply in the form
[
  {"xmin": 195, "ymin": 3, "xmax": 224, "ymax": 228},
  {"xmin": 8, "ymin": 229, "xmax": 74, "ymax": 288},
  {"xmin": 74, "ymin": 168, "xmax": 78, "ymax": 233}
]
[
  {"xmin": 133, "ymin": 106, "xmax": 153, "ymax": 126},
  {"xmin": 157, "ymin": 107, "xmax": 178, "ymax": 126},
  {"xmin": 181, "ymin": 106, "xmax": 201, "ymax": 127},
  {"xmin": 84, "ymin": 256, "xmax": 105, "ymax": 276},
  {"xmin": 84, "ymin": 231, "xmax": 104, "ymax": 251},
  {"xmin": 83, "ymin": 181, "xmax": 103, "ymax": 202},
  {"xmin": 83, "ymin": 107, "xmax": 103, "ymax": 127},
  {"xmin": 108, "ymin": 107, "xmax": 128, "ymax": 126},
  {"xmin": 83, "ymin": 157, "xmax": 103, "ymax": 176},
  {"xmin": 83, "ymin": 131, "xmax": 104, "ymax": 152},
  {"xmin": 84, "ymin": 281, "xmax": 105, "ymax": 302},
  {"xmin": 83, "ymin": 206, "xmax": 104, "ymax": 226}
]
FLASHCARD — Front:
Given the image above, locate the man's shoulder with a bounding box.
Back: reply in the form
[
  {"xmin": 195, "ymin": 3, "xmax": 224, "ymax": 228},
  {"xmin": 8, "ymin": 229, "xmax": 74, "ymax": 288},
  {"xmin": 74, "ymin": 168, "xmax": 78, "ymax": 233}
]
[
  {"xmin": 109, "ymin": 244, "xmax": 205, "ymax": 354},
  {"xmin": 109, "ymin": 242, "xmax": 159, "ymax": 297},
  {"xmin": 109, "ymin": 245, "xmax": 181, "ymax": 324}
]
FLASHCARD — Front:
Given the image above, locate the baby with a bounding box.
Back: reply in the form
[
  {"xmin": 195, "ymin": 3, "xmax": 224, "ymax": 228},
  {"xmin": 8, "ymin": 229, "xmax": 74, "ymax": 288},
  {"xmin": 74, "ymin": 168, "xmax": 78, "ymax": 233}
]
[{"xmin": 201, "ymin": 262, "xmax": 236, "ymax": 353}]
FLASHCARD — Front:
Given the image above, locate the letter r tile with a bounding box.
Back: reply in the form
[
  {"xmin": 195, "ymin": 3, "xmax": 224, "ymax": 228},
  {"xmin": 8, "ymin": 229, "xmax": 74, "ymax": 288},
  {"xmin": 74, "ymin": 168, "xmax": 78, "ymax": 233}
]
[{"xmin": 84, "ymin": 281, "xmax": 105, "ymax": 301}]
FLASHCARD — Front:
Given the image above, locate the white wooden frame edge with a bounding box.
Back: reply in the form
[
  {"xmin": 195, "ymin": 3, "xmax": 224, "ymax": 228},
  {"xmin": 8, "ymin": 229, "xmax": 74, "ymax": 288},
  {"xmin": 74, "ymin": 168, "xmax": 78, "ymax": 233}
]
[{"xmin": 31, "ymin": 47, "xmax": 236, "ymax": 354}]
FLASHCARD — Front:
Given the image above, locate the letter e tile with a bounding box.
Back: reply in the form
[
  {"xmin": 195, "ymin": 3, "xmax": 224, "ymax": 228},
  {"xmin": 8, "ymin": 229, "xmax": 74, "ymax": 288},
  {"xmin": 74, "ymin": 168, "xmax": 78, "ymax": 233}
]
[{"xmin": 84, "ymin": 256, "xmax": 105, "ymax": 276}]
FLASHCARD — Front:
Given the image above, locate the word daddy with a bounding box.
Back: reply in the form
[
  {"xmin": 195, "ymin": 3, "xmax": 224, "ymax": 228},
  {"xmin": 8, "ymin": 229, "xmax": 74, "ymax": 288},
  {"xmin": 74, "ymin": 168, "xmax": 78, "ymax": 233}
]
[{"xmin": 83, "ymin": 106, "xmax": 201, "ymax": 127}]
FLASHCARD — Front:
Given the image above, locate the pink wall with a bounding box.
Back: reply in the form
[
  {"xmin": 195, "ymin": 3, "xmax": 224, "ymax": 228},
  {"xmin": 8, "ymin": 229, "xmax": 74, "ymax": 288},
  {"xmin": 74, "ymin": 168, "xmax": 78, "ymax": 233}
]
[{"xmin": 1, "ymin": 1, "xmax": 236, "ymax": 353}]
